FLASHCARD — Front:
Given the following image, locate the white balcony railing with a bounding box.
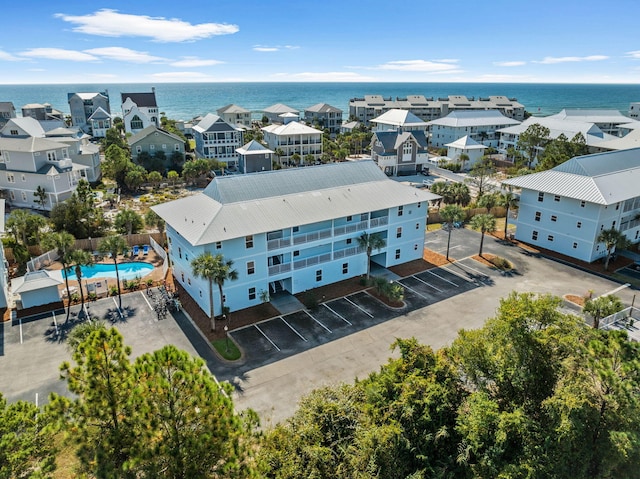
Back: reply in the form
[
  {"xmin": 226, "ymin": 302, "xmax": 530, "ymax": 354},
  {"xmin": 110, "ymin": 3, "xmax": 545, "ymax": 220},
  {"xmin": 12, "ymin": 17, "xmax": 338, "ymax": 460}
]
[{"xmin": 268, "ymin": 263, "xmax": 292, "ymax": 276}]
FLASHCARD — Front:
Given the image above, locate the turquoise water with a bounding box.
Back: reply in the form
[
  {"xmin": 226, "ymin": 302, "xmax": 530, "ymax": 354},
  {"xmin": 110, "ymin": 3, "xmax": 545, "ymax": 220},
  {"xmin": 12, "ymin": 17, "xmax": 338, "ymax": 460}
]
[
  {"xmin": 0, "ymin": 82, "xmax": 638, "ymax": 121},
  {"xmin": 64, "ymin": 262, "xmax": 154, "ymax": 281}
]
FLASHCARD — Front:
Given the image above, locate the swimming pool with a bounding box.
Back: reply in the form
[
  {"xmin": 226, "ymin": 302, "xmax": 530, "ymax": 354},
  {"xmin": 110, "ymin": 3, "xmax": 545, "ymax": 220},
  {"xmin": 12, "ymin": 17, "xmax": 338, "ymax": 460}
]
[{"xmin": 64, "ymin": 262, "xmax": 154, "ymax": 281}]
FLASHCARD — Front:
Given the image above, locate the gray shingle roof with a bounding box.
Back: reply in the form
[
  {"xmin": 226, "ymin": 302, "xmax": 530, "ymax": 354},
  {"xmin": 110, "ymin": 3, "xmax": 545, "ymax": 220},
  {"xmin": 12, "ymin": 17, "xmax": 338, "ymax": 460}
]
[
  {"xmin": 153, "ymin": 161, "xmax": 440, "ymax": 246},
  {"xmin": 127, "ymin": 125, "xmax": 183, "ymax": 145}
]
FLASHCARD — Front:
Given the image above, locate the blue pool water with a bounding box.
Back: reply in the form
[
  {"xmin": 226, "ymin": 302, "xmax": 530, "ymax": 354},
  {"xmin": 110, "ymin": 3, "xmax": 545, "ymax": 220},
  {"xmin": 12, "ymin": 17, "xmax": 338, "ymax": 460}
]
[{"xmin": 64, "ymin": 262, "xmax": 154, "ymax": 281}]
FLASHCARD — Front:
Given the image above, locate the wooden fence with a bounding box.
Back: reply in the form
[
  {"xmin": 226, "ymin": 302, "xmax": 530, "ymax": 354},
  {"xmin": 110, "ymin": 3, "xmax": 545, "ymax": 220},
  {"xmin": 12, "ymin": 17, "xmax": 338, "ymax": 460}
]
[{"xmin": 428, "ymin": 206, "xmax": 507, "ymax": 224}]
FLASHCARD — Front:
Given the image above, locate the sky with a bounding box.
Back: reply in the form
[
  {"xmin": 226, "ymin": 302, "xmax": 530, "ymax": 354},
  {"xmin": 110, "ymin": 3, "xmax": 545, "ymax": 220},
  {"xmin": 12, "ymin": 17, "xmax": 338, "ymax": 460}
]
[{"xmin": 1, "ymin": 0, "xmax": 639, "ymax": 84}]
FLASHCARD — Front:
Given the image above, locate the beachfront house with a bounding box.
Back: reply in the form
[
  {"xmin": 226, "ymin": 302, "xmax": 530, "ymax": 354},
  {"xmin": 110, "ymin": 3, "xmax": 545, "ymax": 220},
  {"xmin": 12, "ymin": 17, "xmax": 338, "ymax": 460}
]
[
  {"xmin": 152, "ymin": 160, "xmax": 439, "ymax": 317},
  {"xmin": 128, "ymin": 125, "xmax": 185, "ymax": 170},
  {"xmin": 261, "ymin": 121, "xmax": 323, "ymax": 166},
  {"xmin": 0, "ymin": 102, "xmax": 16, "ymax": 128},
  {"xmin": 303, "ymin": 103, "xmax": 343, "ymax": 135},
  {"xmin": 262, "ymin": 103, "xmax": 299, "ymax": 124},
  {"xmin": 87, "ymin": 107, "xmax": 112, "ymax": 139},
  {"xmin": 67, "ymin": 92, "xmax": 111, "ymax": 134},
  {"xmin": 21, "ymin": 103, "xmax": 65, "ymax": 122},
  {"xmin": 427, "ymin": 110, "xmax": 520, "ymax": 148},
  {"xmin": 0, "ymin": 137, "xmax": 89, "ymax": 210},
  {"xmin": 121, "ymin": 90, "xmax": 160, "ymax": 134},
  {"xmin": 235, "ymin": 140, "xmax": 273, "ymax": 174},
  {"xmin": 502, "ymin": 148, "xmax": 640, "ymax": 263},
  {"xmin": 369, "ymin": 109, "xmax": 429, "ymax": 176},
  {"xmin": 193, "ymin": 114, "xmax": 244, "ymax": 168},
  {"xmin": 217, "ymin": 104, "xmax": 252, "ymax": 127}
]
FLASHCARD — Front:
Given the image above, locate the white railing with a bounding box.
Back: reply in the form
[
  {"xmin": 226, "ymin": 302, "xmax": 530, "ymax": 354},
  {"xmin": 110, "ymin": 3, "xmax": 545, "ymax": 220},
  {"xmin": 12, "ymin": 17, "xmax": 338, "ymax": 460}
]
[
  {"xmin": 293, "ymin": 228, "xmax": 332, "ymax": 245},
  {"xmin": 600, "ymin": 307, "xmax": 640, "ymax": 330},
  {"xmin": 27, "ymin": 249, "xmax": 59, "ymax": 272},
  {"xmin": 293, "ymin": 253, "xmax": 332, "ymax": 270},
  {"xmin": 333, "ymin": 246, "xmax": 365, "ymax": 259},
  {"xmin": 149, "ymin": 237, "xmax": 168, "ymax": 279},
  {"xmin": 267, "ymin": 237, "xmax": 292, "ymax": 250},
  {"xmin": 268, "ymin": 263, "xmax": 291, "ymax": 276},
  {"xmin": 370, "ymin": 216, "xmax": 389, "ymax": 228}
]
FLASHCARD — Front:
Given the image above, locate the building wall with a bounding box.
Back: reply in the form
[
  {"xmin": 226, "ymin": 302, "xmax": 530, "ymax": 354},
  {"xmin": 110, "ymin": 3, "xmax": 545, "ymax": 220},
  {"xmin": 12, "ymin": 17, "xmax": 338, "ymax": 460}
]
[
  {"xmin": 167, "ymin": 201, "xmax": 428, "ymax": 317},
  {"xmin": 20, "ymin": 287, "xmax": 60, "ymax": 309},
  {"xmin": 0, "ymin": 169, "xmax": 82, "ymax": 211},
  {"xmin": 262, "ymin": 130, "xmax": 323, "ymax": 166},
  {"xmin": 131, "ymin": 133, "xmax": 185, "ymax": 163}
]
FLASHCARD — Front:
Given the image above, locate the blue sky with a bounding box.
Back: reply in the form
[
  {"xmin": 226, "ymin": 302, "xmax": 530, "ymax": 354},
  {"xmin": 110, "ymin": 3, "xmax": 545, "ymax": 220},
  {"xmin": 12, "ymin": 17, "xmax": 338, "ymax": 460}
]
[{"xmin": 1, "ymin": 0, "xmax": 639, "ymax": 84}]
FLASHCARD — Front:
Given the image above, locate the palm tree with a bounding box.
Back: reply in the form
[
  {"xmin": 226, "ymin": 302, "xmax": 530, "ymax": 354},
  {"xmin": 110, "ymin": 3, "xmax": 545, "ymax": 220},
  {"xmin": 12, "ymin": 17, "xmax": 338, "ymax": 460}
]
[
  {"xmin": 6, "ymin": 209, "xmax": 31, "ymax": 246},
  {"xmin": 477, "ymin": 192, "xmax": 499, "ymax": 214},
  {"xmin": 459, "ymin": 153, "xmax": 470, "ymax": 171},
  {"xmin": 98, "ymin": 236, "xmax": 129, "ymax": 310},
  {"xmin": 357, "ymin": 232, "xmax": 387, "ymax": 280},
  {"xmin": 440, "ymin": 205, "xmax": 465, "ymax": 261},
  {"xmin": 68, "ymin": 249, "xmax": 93, "ymax": 308},
  {"xmin": 42, "ymin": 232, "xmax": 75, "ymax": 321},
  {"xmin": 470, "ymin": 214, "xmax": 496, "ymax": 257},
  {"xmin": 597, "ymin": 228, "xmax": 628, "ymax": 271},
  {"xmin": 213, "ymin": 255, "xmax": 238, "ymax": 331},
  {"xmin": 191, "ymin": 252, "xmax": 222, "ymax": 331},
  {"xmin": 498, "ymin": 191, "xmax": 519, "ymax": 240},
  {"xmin": 583, "ymin": 294, "xmax": 623, "ymax": 329}
]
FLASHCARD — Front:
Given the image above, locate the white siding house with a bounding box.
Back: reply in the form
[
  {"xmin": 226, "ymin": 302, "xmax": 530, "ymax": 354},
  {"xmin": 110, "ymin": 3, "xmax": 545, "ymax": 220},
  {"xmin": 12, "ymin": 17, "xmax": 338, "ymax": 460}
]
[
  {"xmin": 427, "ymin": 110, "xmax": 520, "ymax": 148},
  {"xmin": 193, "ymin": 114, "xmax": 244, "ymax": 167},
  {"xmin": 262, "ymin": 121, "xmax": 323, "ymax": 166},
  {"xmin": 121, "ymin": 90, "xmax": 160, "ymax": 134},
  {"xmin": 152, "ymin": 161, "xmax": 439, "ymax": 317},
  {"xmin": 503, "ymin": 148, "xmax": 640, "ymax": 263}
]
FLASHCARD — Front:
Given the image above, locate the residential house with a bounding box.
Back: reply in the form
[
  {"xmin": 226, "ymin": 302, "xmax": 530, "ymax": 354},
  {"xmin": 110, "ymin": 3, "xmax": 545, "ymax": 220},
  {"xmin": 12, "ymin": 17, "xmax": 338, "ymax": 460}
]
[
  {"xmin": 497, "ymin": 116, "xmax": 618, "ymax": 161},
  {"xmin": 427, "ymin": 110, "xmax": 520, "ymax": 148},
  {"xmin": 629, "ymin": 102, "xmax": 640, "ymax": 120},
  {"xmin": 87, "ymin": 107, "xmax": 112, "ymax": 139},
  {"xmin": 236, "ymin": 140, "xmax": 273, "ymax": 174},
  {"xmin": 0, "ymin": 137, "xmax": 89, "ymax": 210},
  {"xmin": 128, "ymin": 125, "xmax": 185, "ymax": 170},
  {"xmin": 0, "ymin": 117, "xmax": 46, "ymax": 138},
  {"xmin": 444, "ymin": 136, "xmax": 486, "ymax": 170},
  {"xmin": 546, "ymin": 109, "xmax": 633, "ymax": 137},
  {"xmin": 152, "ymin": 160, "xmax": 439, "ymax": 317},
  {"xmin": 121, "ymin": 89, "xmax": 160, "ymax": 134},
  {"xmin": 340, "ymin": 120, "xmax": 362, "ymax": 134},
  {"xmin": 21, "ymin": 103, "xmax": 65, "ymax": 122},
  {"xmin": 369, "ymin": 109, "xmax": 429, "ymax": 176},
  {"xmin": 0, "ymin": 199, "xmax": 8, "ymax": 309},
  {"xmin": 193, "ymin": 114, "xmax": 244, "ymax": 167},
  {"xmin": 217, "ymin": 104, "xmax": 252, "ymax": 127},
  {"xmin": 304, "ymin": 103, "xmax": 343, "ymax": 135},
  {"xmin": 350, "ymin": 94, "xmax": 526, "ymax": 126},
  {"xmin": 67, "ymin": 92, "xmax": 111, "ymax": 134},
  {"xmin": 503, "ymin": 148, "xmax": 640, "ymax": 263},
  {"xmin": 45, "ymin": 127, "xmax": 102, "ymax": 183},
  {"xmin": 262, "ymin": 103, "xmax": 299, "ymax": 124},
  {"xmin": 0, "ymin": 102, "xmax": 16, "ymax": 128},
  {"xmin": 261, "ymin": 121, "xmax": 323, "ymax": 166}
]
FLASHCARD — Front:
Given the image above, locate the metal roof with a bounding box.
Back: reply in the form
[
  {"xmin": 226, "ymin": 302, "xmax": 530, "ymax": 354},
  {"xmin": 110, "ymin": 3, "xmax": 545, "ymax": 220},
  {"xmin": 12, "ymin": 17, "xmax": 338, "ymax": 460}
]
[
  {"xmin": 153, "ymin": 161, "xmax": 440, "ymax": 246},
  {"xmin": 263, "ymin": 103, "xmax": 299, "ymax": 114},
  {"xmin": 548, "ymin": 109, "xmax": 631, "ymax": 124},
  {"xmin": 304, "ymin": 103, "xmax": 343, "ymax": 114},
  {"xmin": 217, "ymin": 104, "xmax": 250, "ymax": 114},
  {"xmin": 0, "ymin": 136, "xmax": 68, "ymax": 152},
  {"xmin": 193, "ymin": 114, "xmax": 240, "ymax": 133},
  {"xmin": 127, "ymin": 125, "xmax": 183, "ymax": 145},
  {"xmin": 371, "ymin": 109, "xmax": 427, "ymax": 127},
  {"xmin": 261, "ymin": 121, "xmax": 322, "ymax": 136},
  {"xmin": 236, "ymin": 140, "xmax": 273, "ymax": 155},
  {"xmin": 13, "ymin": 270, "xmax": 63, "ymax": 294},
  {"xmin": 445, "ymin": 135, "xmax": 486, "ymax": 149},
  {"xmin": 427, "ymin": 110, "xmax": 520, "ymax": 127},
  {"xmin": 503, "ymin": 148, "xmax": 640, "ymax": 205}
]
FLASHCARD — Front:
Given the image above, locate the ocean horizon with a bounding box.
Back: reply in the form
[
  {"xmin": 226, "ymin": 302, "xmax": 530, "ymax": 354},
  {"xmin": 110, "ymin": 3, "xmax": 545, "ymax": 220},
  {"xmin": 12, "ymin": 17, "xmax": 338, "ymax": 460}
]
[{"xmin": 1, "ymin": 82, "xmax": 638, "ymax": 122}]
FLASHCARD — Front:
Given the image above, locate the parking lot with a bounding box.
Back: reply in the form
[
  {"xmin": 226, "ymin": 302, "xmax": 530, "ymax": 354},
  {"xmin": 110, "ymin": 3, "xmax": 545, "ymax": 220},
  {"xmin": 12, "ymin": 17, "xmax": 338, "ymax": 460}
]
[{"xmin": 0, "ymin": 288, "xmax": 202, "ymax": 404}]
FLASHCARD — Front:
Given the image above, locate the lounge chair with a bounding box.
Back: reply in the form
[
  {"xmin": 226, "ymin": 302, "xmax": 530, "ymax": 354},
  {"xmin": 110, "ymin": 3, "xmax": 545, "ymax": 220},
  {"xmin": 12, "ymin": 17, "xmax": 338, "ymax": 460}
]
[
  {"xmin": 143, "ymin": 244, "xmax": 149, "ymax": 256},
  {"xmin": 132, "ymin": 245, "xmax": 140, "ymax": 257}
]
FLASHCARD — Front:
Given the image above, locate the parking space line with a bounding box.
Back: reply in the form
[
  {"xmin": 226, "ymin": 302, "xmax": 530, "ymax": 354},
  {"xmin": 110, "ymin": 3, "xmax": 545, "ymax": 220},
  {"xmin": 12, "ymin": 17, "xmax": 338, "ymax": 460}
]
[
  {"xmin": 399, "ymin": 280, "xmax": 428, "ymax": 299},
  {"xmin": 304, "ymin": 310, "xmax": 332, "ymax": 333},
  {"xmin": 323, "ymin": 303, "xmax": 352, "ymax": 325},
  {"xmin": 112, "ymin": 297, "xmax": 124, "ymax": 318},
  {"xmin": 52, "ymin": 311, "xmax": 59, "ymax": 338},
  {"xmin": 441, "ymin": 263, "xmax": 479, "ymax": 283},
  {"xmin": 345, "ymin": 295, "xmax": 374, "ymax": 318},
  {"xmin": 140, "ymin": 291, "xmax": 154, "ymax": 311},
  {"xmin": 412, "ymin": 274, "xmax": 443, "ymax": 292},
  {"xmin": 254, "ymin": 324, "xmax": 281, "ymax": 351},
  {"xmin": 280, "ymin": 317, "xmax": 307, "ymax": 342},
  {"xmin": 19, "ymin": 318, "xmax": 23, "ymax": 344},
  {"xmin": 427, "ymin": 269, "xmax": 459, "ymax": 287}
]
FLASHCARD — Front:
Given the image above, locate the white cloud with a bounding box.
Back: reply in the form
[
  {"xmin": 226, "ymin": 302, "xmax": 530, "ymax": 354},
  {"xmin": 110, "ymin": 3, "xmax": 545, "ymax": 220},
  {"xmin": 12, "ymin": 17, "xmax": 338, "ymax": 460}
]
[
  {"xmin": 150, "ymin": 71, "xmax": 212, "ymax": 80},
  {"xmin": 0, "ymin": 49, "xmax": 24, "ymax": 61},
  {"xmin": 537, "ymin": 55, "xmax": 608, "ymax": 64},
  {"xmin": 55, "ymin": 9, "xmax": 239, "ymax": 42},
  {"xmin": 170, "ymin": 56, "xmax": 223, "ymax": 67},
  {"xmin": 19, "ymin": 48, "xmax": 99, "ymax": 62},
  {"xmin": 376, "ymin": 59, "xmax": 461, "ymax": 73},
  {"xmin": 626, "ymin": 51, "xmax": 640, "ymax": 59},
  {"xmin": 253, "ymin": 45, "xmax": 299, "ymax": 52},
  {"xmin": 84, "ymin": 47, "xmax": 166, "ymax": 63},
  {"xmin": 433, "ymin": 58, "xmax": 459, "ymax": 63},
  {"xmin": 271, "ymin": 71, "xmax": 375, "ymax": 82},
  {"xmin": 494, "ymin": 61, "xmax": 526, "ymax": 67}
]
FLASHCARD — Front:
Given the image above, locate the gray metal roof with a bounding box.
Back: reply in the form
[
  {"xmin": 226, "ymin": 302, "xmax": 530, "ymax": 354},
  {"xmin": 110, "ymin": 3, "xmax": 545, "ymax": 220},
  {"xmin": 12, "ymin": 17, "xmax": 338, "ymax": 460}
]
[
  {"xmin": 374, "ymin": 130, "xmax": 428, "ymax": 151},
  {"xmin": 13, "ymin": 270, "xmax": 63, "ymax": 294},
  {"xmin": 1, "ymin": 117, "xmax": 45, "ymax": 137},
  {"xmin": 217, "ymin": 104, "xmax": 250, "ymax": 114},
  {"xmin": 153, "ymin": 161, "xmax": 440, "ymax": 246},
  {"xmin": 548, "ymin": 109, "xmax": 631, "ymax": 124},
  {"xmin": 503, "ymin": 148, "xmax": 640, "ymax": 205},
  {"xmin": 427, "ymin": 110, "xmax": 520, "ymax": 127},
  {"xmin": 236, "ymin": 140, "xmax": 273, "ymax": 155},
  {"xmin": 304, "ymin": 103, "xmax": 343, "ymax": 114},
  {"xmin": 371, "ymin": 109, "xmax": 427, "ymax": 127},
  {"xmin": 193, "ymin": 114, "xmax": 240, "ymax": 133},
  {"xmin": 0, "ymin": 136, "xmax": 67, "ymax": 152},
  {"xmin": 263, "ymin": 103, "xmax": 299, "ymax": 114}
]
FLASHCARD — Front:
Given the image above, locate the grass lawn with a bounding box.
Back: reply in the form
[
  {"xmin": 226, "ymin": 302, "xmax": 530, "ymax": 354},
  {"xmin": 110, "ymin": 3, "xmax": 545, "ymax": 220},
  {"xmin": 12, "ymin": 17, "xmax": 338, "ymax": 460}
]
[{"xmin": 212, "ymin": 338, "xmax": 241, "ymax": 361}]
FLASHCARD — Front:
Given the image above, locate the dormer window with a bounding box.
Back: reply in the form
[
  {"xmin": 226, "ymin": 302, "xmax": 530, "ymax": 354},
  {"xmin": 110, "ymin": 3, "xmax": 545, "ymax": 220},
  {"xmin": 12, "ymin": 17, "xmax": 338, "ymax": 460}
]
[{"xmin": 47, "ymin": 151, "xmax": 57, "ymax": 161}]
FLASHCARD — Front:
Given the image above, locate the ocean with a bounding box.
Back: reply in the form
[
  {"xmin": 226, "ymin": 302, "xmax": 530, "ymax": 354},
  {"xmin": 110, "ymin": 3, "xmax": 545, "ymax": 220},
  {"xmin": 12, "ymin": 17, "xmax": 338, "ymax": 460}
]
[{"xmin": 0, "ymin": 82, "xmax": 638, "ymax": 122}]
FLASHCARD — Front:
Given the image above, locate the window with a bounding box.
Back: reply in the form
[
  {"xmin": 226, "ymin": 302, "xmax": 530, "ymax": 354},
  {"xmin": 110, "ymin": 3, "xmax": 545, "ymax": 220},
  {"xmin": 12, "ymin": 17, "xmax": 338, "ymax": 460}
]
[
  {"xmin": 554, "ymin": 195, "xmax": 560, "ymax": 202},
  {"xmin": 185, "ymin": 253, "xmax": 188, "ymax": 261},
  {"xmin": 245, "ymin": 235, "xmax": 254, "ymax": 248},
  {"xmin": 247, "ymin": 261, "xmax": 255, "ymax": 275},
  {"xmin": 532, "ymin": 231, "xmax": 538, "ymax": 240},
  {"xmin": 398, "ymin": 205, "xmax": 404, "ymax": 216},
  {"xmin": 178, "ymin": 247, "xmax": 182, "ymax": 259},
  {"xmin": 188, "ymin": 278, "xmax": 191, "ymax": 285},
  {"xmin": 616, "ymin": 203, "xmax": 620, "ymax": 210},
  {"xmin": 573, "ymin": 242, "xmax": 578, "ymax": 249},
  {"xmin": 21, "ymin": 174, "xmax": 26, "ymax": 182},
  {"xmin": 130, "ymin": 115, "xmax": 143, "ymax": 130},
  {"xmin": 162, "ymin": 144, "xmax": 167, "ymax": 149},
  {"xmin": 293, "ymin": 250, "xmax": 299, "ymax": 257},
  {"xmin": 414, "ymin": 244, "xmax": 418, "ymax": 250},
  {"xmin": 316, "ymin": 270, "xmax": 322, "ymax": 282},
  {"xmin": 149, "ymin": 144, "xmax": 155, "ymax": 150},
  {"xmin": 346, "ymin": 238, "xmax": 352, "ymax": 245},
  {"xmin": 136, "ymin": 146, "xmax": 142, "ymax": 153},
  {"xmin": 21, "ymin": 191, "xmax": 27, "ymax": 201},
  {"xmin": 10, "ymin": 129, "xmax": 18, "ymax": 136},
  {"xmin": 181, "ymin": 272, "xmax": 184, "ymax": 282},
  {"xmin": 612, "ymin": 221, "xmax": 616, "ymax": 228},
  {"xmin": 416, "ymin": 223, "xmax": 420, "ymax": 230},
  {"xmin": 396, "ymin": 227, "xmax": 402, "ymax": 238},
  {"xmin": 199, "ymin": 290, "xmax": 202, "ymax": 297},
  {"xmin": 215, "ymin": 241, "xmax": 222, "ymax": 249},
  {"xmin": 346, "ymin": 215, "xmax": 352, "ymax": 222},
  {"xmin": 395, "ymin": 249, "xmax": 401, "ymax": 260},
  {"xmin": 577, "ymin": 221, "xmax": 582, "ymax": 229},
  {"xmin": 548, "ymin": 235, "xmax": 554, "ymax": 242},
  {"xmin": 417, "ymin": 202, "xmax": 422, "ymax": 208},
  {"xmin": 248, "ymin": 287, "xmax": 256, "ymax": 300},
  {"xmin": 534, "ymin": 212, "xmax": 541, "ymax": 222},
  {"xmin": 292, "ymin": 226, "xmax": 299, "ymax": 233},
  {"xmin": 175, "ymin": 143, "xmax": 181, "ymax": 151},
  {"xmin": 538, "ymin": 192, "xmax": 544, "ymax": 202},
  {"xmin": 342, "ymin": 263, "xmax": 348, "ymax": 274},
  {"xmin": 580, "ymin": 200, "xmax": 586, "ymax": 207},
  {"xmin": 550, "ymin": 215, "xmax": 557, "ymax": 222},
  {"xmin": 6, "ymin": 173, "xmax": 14, "ymax": 183}
]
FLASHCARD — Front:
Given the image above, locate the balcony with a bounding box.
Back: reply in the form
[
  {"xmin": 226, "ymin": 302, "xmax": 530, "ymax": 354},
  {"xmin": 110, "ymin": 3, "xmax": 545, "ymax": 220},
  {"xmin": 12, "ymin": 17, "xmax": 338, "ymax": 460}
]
[
  {"xmin": 293, "ymin": 228, "xmax": 332, "ymax": 245},
  {"xmin": 293, "ymin": 253, "xmax": 332, "ymax": 270},
  {"xmin": 267, "ymin": 237, "xmax": 292, "ymax": 251},
  {"xmin": 370, "ymin": 216, "xmax": 389, "ymax": 228},
  {"xmin": 334, "ymin": 220, "xmax": 368, "ymax": 237},
  {"xmin": 268, "ymin": 263, "xmax": 292, "ymax": 276},
  {"xmin": 333, "ymin": 245, "xmax": 365, "ymax": 259}
]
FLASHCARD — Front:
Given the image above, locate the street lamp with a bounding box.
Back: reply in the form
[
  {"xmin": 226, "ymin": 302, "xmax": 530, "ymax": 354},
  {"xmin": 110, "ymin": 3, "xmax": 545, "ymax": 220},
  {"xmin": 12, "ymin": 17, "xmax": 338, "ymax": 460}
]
[{"xmin": 223, "ymin": 314, "xmax": 229, "ymax": 353}]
